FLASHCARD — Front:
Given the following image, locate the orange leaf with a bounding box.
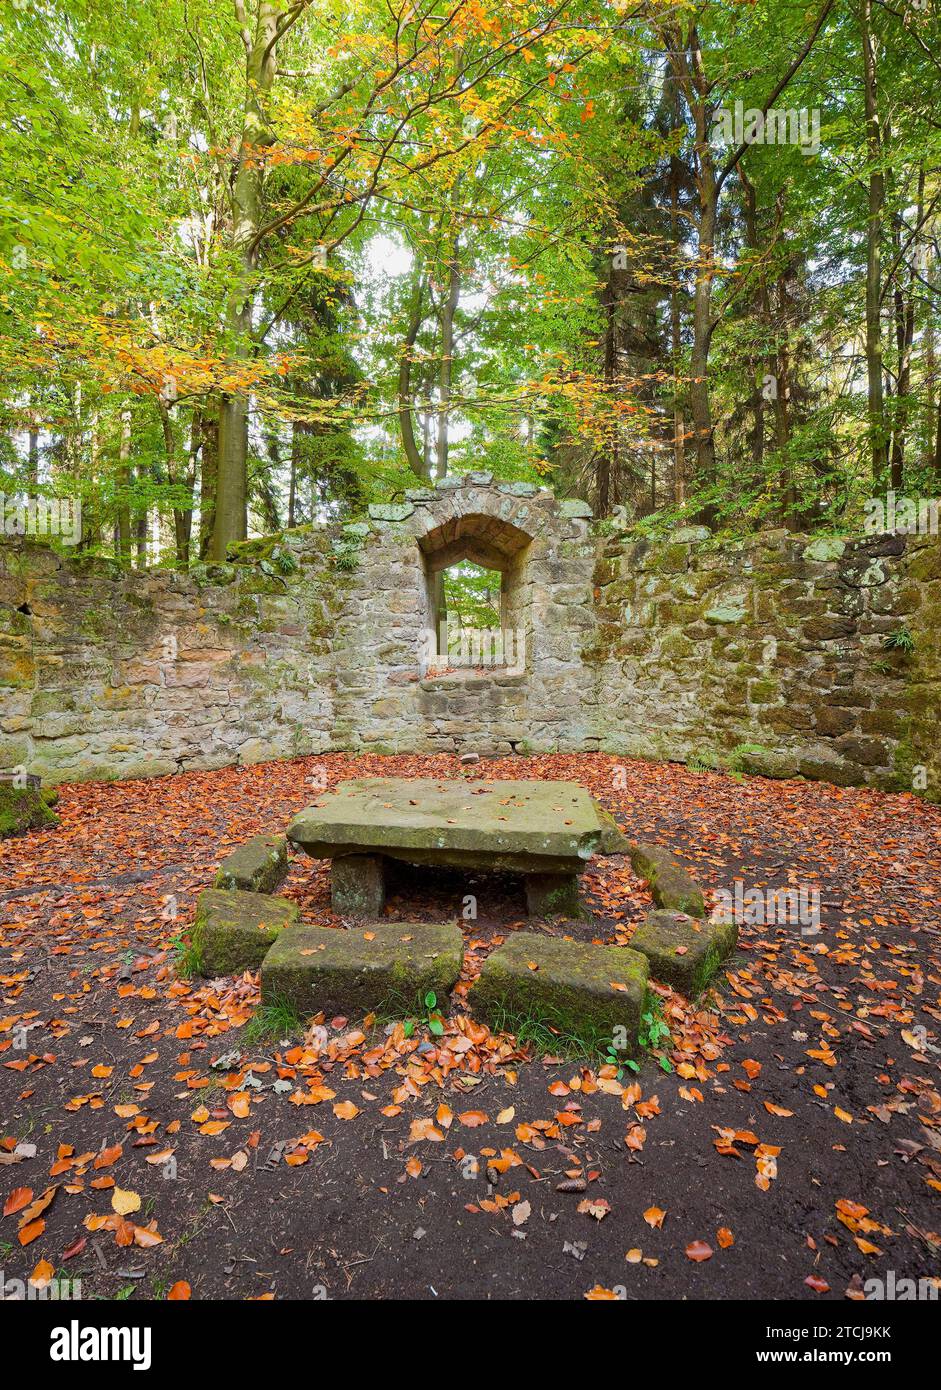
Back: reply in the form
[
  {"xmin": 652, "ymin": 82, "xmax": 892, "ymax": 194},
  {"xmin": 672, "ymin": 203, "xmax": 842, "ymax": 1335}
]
[
  {"xmin": 18, "ymin": 1218, "xmax": 45, "ymax": 1246},
  {"xmin": 3, "ymin": 1186, "xmax": 32, "ymax": 1217}
]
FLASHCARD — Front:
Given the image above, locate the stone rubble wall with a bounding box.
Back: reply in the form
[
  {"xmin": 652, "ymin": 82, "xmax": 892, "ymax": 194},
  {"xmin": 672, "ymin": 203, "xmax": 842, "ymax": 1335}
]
[{"xmin": 0, "ymin": 475, "xmax": 938, "ymax": 799}]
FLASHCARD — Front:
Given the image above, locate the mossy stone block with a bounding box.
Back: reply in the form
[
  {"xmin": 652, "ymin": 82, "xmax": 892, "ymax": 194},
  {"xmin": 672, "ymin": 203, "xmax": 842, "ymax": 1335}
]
[
  {"xmin": 260, "ymin": 921, "xmax": 463, "ymax": 1018},
  {"xmin": 524, "ymin": 872, "xmax": 588, "ymax": 919},
  {"xmin": 591, "ymin": 803, "xmax": 632, "ymax": 855},
  {"xmin": 214, "ymin": 833, "xmax": 288, "ymax": 894},
  {"xmin": 629, "ymin": 843, "xmax": 705, "ymax": 917},
  {"xmin": 468, "ymin": 933, "xmax": 649, "ymax": 1055},
  {"xmin": 195, "ymin": 888, "xmax": 298, "ymax": 976},
  {"xmin": 630, "ymin": 909, "xmax": 737, "ymax": 996},
  {"xmin": 0, "ymin": 779, "xmax": 59, "ymax": 838}
]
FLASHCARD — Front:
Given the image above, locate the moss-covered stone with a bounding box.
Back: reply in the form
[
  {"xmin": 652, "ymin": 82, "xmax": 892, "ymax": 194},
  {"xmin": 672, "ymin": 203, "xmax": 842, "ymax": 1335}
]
[
  {"xmin": 736, "ymin": 747, "xmax": 801, "ymax": 780},
  {"xmin": 524, "ymin": 872, "xmax": 587, "ymax": 919},
  {"xmin": 0, "ymin": 779, "xmax": 59, "ymax": 838},
  {"xmin": 630, "ymin": 909, "xmax": 737, "ymax": 996},
  {"xmin": 591, "ymin": 803, "xmax": 632, "ymax": 854},
  {"xmin": 194, "ymin": 888, "xmax": 298, "ymax": 976},
  {"xmin": 260, "ymin": 920, "xmax": 463, "ymax": 1018},
  {"xmin": 214, "ymin": 833, "xmax": 288, "ymax": 894},
  {"xmin": 468, "ymin": 933, "xmax": 649, "ymax": 1055},
  {"xmin": 629, "ymin": 843, "xmax": 705, "ymax": 917}
]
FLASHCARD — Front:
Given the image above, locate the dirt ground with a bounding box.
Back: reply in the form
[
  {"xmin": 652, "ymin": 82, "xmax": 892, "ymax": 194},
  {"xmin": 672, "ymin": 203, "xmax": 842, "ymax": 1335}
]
[{"xmin": 1, "ymin": 752, "xmax": 939, "ymax": 1302}]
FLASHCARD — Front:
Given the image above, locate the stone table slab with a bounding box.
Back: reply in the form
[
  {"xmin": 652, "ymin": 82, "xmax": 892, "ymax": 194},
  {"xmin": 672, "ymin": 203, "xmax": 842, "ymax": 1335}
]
[{"xmin": 288, "ymin": 778, "xmax": 606, "ymax": 875}]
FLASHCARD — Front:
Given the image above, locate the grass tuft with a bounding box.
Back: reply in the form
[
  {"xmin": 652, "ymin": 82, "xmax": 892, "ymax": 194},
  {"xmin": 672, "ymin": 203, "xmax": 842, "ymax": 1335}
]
[{"xmin": 242, "ymin": 998, "xmax": 303, "ymax": 1047}]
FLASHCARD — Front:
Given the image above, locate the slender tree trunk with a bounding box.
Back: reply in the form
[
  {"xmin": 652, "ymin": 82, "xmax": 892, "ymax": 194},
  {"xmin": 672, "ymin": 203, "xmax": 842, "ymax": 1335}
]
[
  {"xmin": 889, "ymin": 173, "xmax": 919, "ymax": 488},
  {"xmin": 157, "ymin": 399, "xmax": 190, "ymax": 569},
  {"xmin": 27, "ymin": 395, "xmax": 39, "ymax": 487},
  {"xmin": 116, "ymin": 407, "xmax": 132, "ymax": 562},
  {"xmin": 861, "ymin": 0, "xmax": 887, "ymax": 481},
  {"xmin": 690, "ymin": 184, "xmax": 718, "ymax": 517},
  {"xmin": 435, "ymin": 239, "xmax": 461, "ymax": 480},
  {"xmin": 211, "ymin": 1, "xmax": 280, "ymax": 558},
  {"xmin": 398, "ymin": 255, "xmax": 430, "ymax": 480},
  {"xmin": 289, "ymin": 422, "xmax": 299, "ymax": 528},
  {"xmin": 198, "ymin": 410, "xmax": 218, "ymax": 561},
  {"xmin": 740, "ymin": 170, "xmax": 768, "ymax": 470},
  {"xmin": 669, "ymin": 150, "xmax": 686, "ymax": 505}
]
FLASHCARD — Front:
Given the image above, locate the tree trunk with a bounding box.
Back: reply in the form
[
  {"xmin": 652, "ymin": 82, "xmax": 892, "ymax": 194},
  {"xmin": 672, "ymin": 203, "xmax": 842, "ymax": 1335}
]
[
  {"xmin": 116, "ymin": 407, "xmax": 132, "ymax": 562},
  {"xmin": 689, "ymin": 184, "xmax": 718, "ymax": 518},
  {"xmin": 289, "ymin": 422, "xmax": 299, "ymax": 528},
  {"xmin": 397, "ymin": 255, "xmax": 429, "ymax": 481},
  {"xmin": 669, "ymin": 150, "xmax": 686, "ymax": 505},
  {"xmin": 211, "ymin": 1, "xmax": 280, "ymax": 558},
  {"xmin": 861, "ymin": 0, "xmax": 887, "ymax": 481},
  {"xmin": 435, "ymin": 240, "xmax": 461, "ymax": 480},
  {"xmin": 198, "ymin": 409, "xmax": 219, "ymax": 561}
]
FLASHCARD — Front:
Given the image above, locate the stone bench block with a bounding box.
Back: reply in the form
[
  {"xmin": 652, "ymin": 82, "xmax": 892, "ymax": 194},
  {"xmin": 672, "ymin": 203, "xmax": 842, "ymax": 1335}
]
[
  {"xmin": 260, "ymin": 920, "xmax": 463, "ymax": 1018},
  {"xmin": 629, "ymin": 843, "xmax": 705, "ymax": 917},
  {"xmin": 331, "ymin": 854, "xmax": 386, "ymax": 917},
  {"xmin": 524, "ymin": 873, "xmax": 588, "ymax": 919},
  {"xmin": 214, "ymin": 832, "xmax": 288, "ymax": 894},
  {"xmin": 468, "ymin": 933, "xmax": 649, "ymax": 1055},
  {"xmin": 630, "ymin": 909, "xmax": 737, "ymax": 996},
  {"xmin": 591, "ymin": 803, "xmax": 632, "ymax": 854},
  {"xmin": 194, "ymin": 887, "xmax": 298, "ymax": 975}
]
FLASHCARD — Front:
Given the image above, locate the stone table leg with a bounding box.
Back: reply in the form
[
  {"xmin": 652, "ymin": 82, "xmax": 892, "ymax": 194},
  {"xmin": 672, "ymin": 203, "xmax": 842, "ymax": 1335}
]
[
  {"xmin": 331, "ymin": 854, "xmax": 386, "ymax": 917},
  {"xmin": 525, "ymin": 872, "xmax": 587, "ymax": 919}
]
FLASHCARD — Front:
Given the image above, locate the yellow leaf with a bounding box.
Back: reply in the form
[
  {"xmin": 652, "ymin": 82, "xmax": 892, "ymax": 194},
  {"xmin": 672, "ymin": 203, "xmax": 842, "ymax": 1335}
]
[{"xmin": 111, "ymin": 1188, "xmax": 141, "ymax": 1216}]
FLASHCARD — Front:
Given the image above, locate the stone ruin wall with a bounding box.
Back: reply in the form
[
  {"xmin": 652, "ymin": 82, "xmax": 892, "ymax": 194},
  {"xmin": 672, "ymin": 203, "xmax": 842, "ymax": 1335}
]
[{"xmin": 1, "ymin": 475, "xmax": 939, "ymax": 800}]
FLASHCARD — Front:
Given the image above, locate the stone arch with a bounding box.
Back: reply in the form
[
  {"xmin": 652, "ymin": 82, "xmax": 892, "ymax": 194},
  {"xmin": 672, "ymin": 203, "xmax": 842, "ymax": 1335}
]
[{"xmin": 417, "ymin": 510, "xmax": 534, "ymax": 574}]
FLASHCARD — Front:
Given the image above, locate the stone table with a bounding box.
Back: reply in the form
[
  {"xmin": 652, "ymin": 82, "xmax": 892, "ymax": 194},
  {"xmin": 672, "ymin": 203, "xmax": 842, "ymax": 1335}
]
[{"xmin": 287, "ymin": 777, "xmax": 607, "ymax": 917}]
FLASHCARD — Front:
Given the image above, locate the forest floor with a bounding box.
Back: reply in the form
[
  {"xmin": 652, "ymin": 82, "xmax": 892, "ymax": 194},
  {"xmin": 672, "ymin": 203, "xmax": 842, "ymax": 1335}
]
[{"xmin": 1, "ymin": 752, "xmax": 940, "ymax": 1302}]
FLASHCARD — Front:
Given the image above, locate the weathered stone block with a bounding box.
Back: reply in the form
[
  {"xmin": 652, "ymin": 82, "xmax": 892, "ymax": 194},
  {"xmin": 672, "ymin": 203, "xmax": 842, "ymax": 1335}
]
[
  {"xmin": 214, "ymin": 833, "xmax": 288, "ymax": 894},
  {"xmin": 468, "ymin": 933, "xmax": 649, "ymax": 1054},
  {"xmin": 631, "ymin": 909, "xmax": 737, "ymax": 996},
  {"xmin": 0, "ymin": 778, "xmax": 59, "ymax": 838},
  {"xmin": 331, "ymin": 853, "xmax": 386, "ymax": 917},
  {"xmin": 592, "ymin": 803, "xmax": 632, "ymax": 854},
  {"xmin": 525, "ymin": 872, "xmax": 587, "ymax": 918},
  {"xmin": 289, "ymin": 778, "xmax": 603, "ymax": 874},
  {"xmin": 261, "ymin": 920, "xmax": 463, "ymax": 1017},
  {"xmin": 194, "ymin": 888, "xmax": 298, "ymax": 975},
  {"xmin": 629, "ymin": 844, "xmax": 705, "ymax": 917}
]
